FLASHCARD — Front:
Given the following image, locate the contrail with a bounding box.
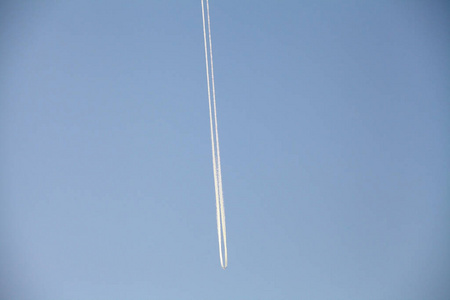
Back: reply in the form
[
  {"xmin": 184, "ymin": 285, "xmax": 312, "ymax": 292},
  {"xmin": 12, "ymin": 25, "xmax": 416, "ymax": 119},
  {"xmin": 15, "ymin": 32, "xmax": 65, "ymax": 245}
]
[{"xmin": 201, "ymin": 0, "xmax": 228, "ymax": 269}]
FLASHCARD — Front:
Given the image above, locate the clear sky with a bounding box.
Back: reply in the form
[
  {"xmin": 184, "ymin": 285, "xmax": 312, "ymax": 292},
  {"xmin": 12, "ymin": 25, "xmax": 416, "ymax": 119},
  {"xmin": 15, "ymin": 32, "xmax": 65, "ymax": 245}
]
[{"xmin": 1, "ymin": 1, "xmax": 449, "ymax": 299}]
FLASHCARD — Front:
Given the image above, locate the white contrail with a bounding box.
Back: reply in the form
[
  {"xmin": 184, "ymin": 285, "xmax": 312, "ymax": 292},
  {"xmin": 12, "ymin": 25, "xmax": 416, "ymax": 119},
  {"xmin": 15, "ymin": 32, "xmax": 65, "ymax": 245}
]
[{"xmin": 201, "ymin": 0, "xmax": 228, "ymax": 270}]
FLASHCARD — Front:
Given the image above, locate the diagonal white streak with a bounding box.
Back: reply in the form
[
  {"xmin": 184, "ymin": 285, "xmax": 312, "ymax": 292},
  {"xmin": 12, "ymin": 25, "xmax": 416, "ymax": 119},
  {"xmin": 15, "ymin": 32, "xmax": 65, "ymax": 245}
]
[
  {"xmin": 206, "ymin": 0, "xmax": 228, "ymax": 270},
  {"xmin": 201, "ymin": 0, "xmax": 228, "ymax": 269},
  {"xmin": 201, "ymin": 0, "xmax": 221, "ymax": 268}
]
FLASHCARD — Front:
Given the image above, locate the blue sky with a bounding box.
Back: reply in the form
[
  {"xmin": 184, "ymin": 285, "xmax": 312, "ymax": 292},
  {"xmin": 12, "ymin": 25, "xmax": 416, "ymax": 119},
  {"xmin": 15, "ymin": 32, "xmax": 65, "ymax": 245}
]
[{"xmin": 1, "ymin": 1, "xmax": 449, "ymax": 299}]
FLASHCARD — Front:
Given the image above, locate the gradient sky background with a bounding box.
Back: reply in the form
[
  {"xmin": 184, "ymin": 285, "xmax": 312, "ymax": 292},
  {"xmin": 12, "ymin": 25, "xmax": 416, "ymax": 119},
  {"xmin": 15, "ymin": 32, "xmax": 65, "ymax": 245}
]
[{"xmin": 1, "ymin": 1, "xmax": 449, "ymax": 299}]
